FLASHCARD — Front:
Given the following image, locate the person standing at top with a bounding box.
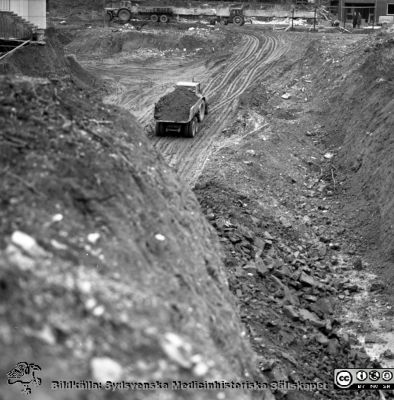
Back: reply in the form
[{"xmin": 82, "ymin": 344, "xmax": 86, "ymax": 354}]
[
  {"xmin": 356, "ymin": 11, "xmax": 362, "ymax": 28},
  {"xmin": 352, "ymin": 11, "xmax": 358, "ymax": 28}
]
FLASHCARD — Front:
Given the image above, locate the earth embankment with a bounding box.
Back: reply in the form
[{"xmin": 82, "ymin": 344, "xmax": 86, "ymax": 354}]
[
  {"xmin": 0, "ymin": 28, "xmax": 97, "ymax": 89},
  {"xmin": 0, "ymin": 30, "xmax": 264, "ymax": 400},
  {"xmin": 314, "ymin": 33, "xmax": 394, "ymax": 286},
  {"xmin": 66, "ymin": 27, "xmax": 225, "ymax": 60}
]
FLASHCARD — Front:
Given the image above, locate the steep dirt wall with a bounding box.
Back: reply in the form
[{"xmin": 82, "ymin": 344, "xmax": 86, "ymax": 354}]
[
  {"xmin": 316, "ymin": 34, "xmax": 394, "ymax": 284},
  {"xmin": 0, "ymin": 28, "xmax": 97, "ymax": 89},
  {"xmin": 0, "ymin": 32, "xmax": 264, "ymax": 400},
  {"xmin": 65, "ymin": 28, "xmax": 223, "ymax": 60}
]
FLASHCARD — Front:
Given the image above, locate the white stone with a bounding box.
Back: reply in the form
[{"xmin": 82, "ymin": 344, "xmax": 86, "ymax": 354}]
[
  {"xmin": 92, "ymin": 305, "xmax": 105, "ymax": 317},
  {"xmin": 90, "ymin": 357, "xmax": 123, "ymax": 383},
  {"xmin": 5, "ymin": 244, "xmax": 35, "ymax": 271},
  {"xmin": 11, "ymin": 231, "xmax": 46, "ymax": 258},
  {"xmin": 52, "ymin": 213, "xmax": 63, "ymax": 222},
  {"xmin": 161, "ymin": 332, "xmax": 192, "ymax": 369},
  {"xmin": 87, "ymin": 233, "xmax": 101, "ymax": 244}
]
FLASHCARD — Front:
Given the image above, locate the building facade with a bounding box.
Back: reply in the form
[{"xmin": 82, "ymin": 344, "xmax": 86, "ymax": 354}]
[
  {"xmin": 0, "ymin": 0, "xmax": 46, "ymax": 29},
  {"xmin": 334, "ymin": 0, "xmax": 394, "ymax": 24}
]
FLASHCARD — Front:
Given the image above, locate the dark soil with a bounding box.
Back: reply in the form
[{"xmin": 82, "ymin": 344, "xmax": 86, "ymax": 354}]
[
  {"xmin": 193, "ymin": 31, "xmax": 394, "ymax": 400},
  {"xmin": 0, "ymin": 30, "xmax": 261, "ymax": 400},
  {"xmin": 155, "ymin": 86, "xmax": 199, "ymax": 121},
  {"xmin": 0, "ymin": 28, "xmax": 99, "ymax": 90},
  {"xmin": 316, "ymin": 34, "xmax": 394, "ymax": 287},
  {"xmin": 65, "ymin": 27, "xmax": 225, "ymax": 61}
]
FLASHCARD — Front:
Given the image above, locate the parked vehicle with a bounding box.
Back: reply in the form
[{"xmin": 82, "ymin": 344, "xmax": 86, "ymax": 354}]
[
  {"xmin": 104, "ymin": 1, "xmax": 315, "ymax": 26},
  {"xmin": 104, "ymin": 1, "xmax": 245, "ymax": 25}
]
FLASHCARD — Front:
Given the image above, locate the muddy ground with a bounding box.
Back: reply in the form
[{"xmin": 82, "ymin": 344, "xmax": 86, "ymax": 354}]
[{"xmin": 1, "ymin": 10, "xmax": 394, "ymax": 400}]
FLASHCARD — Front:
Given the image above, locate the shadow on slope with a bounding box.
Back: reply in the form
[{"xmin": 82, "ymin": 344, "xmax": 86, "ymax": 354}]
[
  {"xmin": 0, "ymin": 28, "xmax": 265, "ymax": 400},
  {"xmin": 314, "ymin": 32, "xmax": 394, "ymax": 291}
]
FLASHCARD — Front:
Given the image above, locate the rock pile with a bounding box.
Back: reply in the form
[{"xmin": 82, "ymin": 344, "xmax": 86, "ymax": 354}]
[{"xmin": 195, "ymin": 180, "xmax": 382, "ymax": 399}]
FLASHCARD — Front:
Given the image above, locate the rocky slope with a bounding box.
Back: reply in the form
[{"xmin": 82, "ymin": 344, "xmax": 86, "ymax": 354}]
[
  {"xmin": 192, "ymin": 32, "xmax": 389, "ymax": 400},
  {"xmin": 312, "ymin": 32, "xmax": 394, "ymax": 290},
  {"xmin": 0, "ymin": 31, "xmax": 264, "ymax": 400}
]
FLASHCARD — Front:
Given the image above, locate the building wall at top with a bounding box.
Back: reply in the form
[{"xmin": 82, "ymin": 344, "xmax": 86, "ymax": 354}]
[
  {"xmin": 28, "ymin": 0, "xmax": 46, "ymax": 28},
  {"xmin": 338, "ymin": 0, "xmax": 391, "ymax": 21},
  {"xmin": 376, "ymin": 0, "xmax": 392, "ymax": 17},
  {"xmin": 9, "ymin": 0, "xmax": 28, "ymax": 18},
  {"xmin": 0, "ymin": 0, "xmax": 10, "ymax": 10},
  {"xmin": 376, "ymin": 0, "xmax": 392, "ymax": 18},
  {"xmin": 3, "ymin": 0, "xmax": 46, "ymax": 28}
]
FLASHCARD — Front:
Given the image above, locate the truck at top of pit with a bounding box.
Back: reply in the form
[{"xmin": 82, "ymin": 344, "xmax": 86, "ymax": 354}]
[
  {"xmin": 154, "ymin": 82, "xmax": 208, "ymax": 138},
  {"xmin": 104, "ymin": 1, "xmax": 246, "ymax": 26},
  {"xmin": 105, "ymin": 1, "xmax": 174, "ymax": 23},
  {"xmin": 104, "ymin": 1, "xmax": 316, "ymax": 26}
]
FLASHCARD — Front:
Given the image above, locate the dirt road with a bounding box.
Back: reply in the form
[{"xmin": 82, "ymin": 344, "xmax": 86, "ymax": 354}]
[
  {"xmin": 83, "ymin": 28, "xmax": 289, "ymax": 186},
  {"xmin": 153, "ymin": 30, "xmax": 289, "ymax": 186}
]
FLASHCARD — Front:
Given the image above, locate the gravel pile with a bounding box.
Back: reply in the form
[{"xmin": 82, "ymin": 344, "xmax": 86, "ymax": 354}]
[{"xmin": 155, "ymin": 86, "xmax": 199, "ymax": 122}]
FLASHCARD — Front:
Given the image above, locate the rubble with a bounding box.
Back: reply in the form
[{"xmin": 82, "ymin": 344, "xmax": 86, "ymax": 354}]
[
  {"xmin": 11, "ymin": 231, "xmax": 47, "ymax": 258},
  {"xmin": 155, "ymin": 87, "xmax": 199, "ymax": 121}
]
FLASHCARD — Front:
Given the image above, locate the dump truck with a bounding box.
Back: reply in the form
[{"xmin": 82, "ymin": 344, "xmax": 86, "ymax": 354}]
[
  {"xmin": 154, "ymin": 82, "xmax": 208, "ymax": 138},
  {"xmin": 212, "ymin": 6, "xmax": 245, "ymax": 26},
  {"xmin": 105, "ymin": 1, "xmax": 174, "ymax": 23},
  {"xmin": 106, "ymin": 3, "xmax": 174, "ymax": 23}
]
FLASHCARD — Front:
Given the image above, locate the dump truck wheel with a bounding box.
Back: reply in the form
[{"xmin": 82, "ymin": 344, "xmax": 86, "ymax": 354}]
[
  {"xmin": 233, "ymin": 16, "xmax": 244, "ymax": 26},
  {"xmin": 160, "ymin": 14, "xmax": 169, "ymax": 23},
  {"xmin": 186, "ymin": 117, "xmax": 198, "ymax": 138},
  {"xmin": 155, "ymin": 122, "xmax": 165, "ymax": 136},
  {"xmin": 150, "ymin": 14, "xmax": 159, "ymax": 22},
  {"xmin": 198, "ymin": 102, "xmax": 206, "ymax": 122},
  {"xmin": 118, "ymin": 8, "xmax": 131, "ymax": 22},
  {"xmin": 105, "ymin": 11, "xmax": 113, "ymax": 22},
  {"xmin": 220, "ymin": 18, "xmax": 228, "ymax": 25}
]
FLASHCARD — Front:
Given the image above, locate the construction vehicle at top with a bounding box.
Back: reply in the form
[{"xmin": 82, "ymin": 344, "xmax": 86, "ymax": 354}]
[
  {"xmin": 104, "ymin": 1, "xmax": 247, "ymax": 26},
  {"xmin": 104, "ymin": 1, "xmax": 316, "ymax": 26}
]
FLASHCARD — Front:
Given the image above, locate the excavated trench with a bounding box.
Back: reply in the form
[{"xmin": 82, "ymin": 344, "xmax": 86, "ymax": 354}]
[
  {"xmin": 2, "ymin": 20, "xmax": 394, "ymax": 400},
  {"xmin": 70, "ymin": 25, "xmax": 394, "ymax": 399}
]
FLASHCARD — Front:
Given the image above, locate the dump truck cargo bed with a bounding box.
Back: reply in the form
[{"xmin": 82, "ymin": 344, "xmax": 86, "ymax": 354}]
[
  {"xmin": 154, "ymin": 87, "xmax": 200, "ymax": 123},
  {"xmin": 154, "ymin": 81, "xmax": 208, "ymax": 138}
]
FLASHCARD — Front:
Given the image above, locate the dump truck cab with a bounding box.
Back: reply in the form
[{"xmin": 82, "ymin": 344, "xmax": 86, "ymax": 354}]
[
  {"xmin": 175, "ymin": 81, "xmax": 203, "ymax": 96},
  {"xmin": 218, "ymin": 5, "xmax": 245, "ymax": 25},
  {"xmin": 175, "ymin": 81, "xmax": 208, "ymax": 119},
  {"xmin": 229, "ymin": 5, "xmax": 245, "ymax": 25},
  {"xmin": 104, "ymin": 1, "xmax": 142, "ymax": 22},
  {"xmin": 230, "ymin": 7, "xmax": 244, "ymax": 17},
  {"xmin": 104, "ymin": 0, "xmax": 132, "ymax": 11}
]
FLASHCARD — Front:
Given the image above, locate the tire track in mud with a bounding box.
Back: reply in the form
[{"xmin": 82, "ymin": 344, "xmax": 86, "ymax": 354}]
[
  {"xmin": 203, "ymin": 34, "xmax": 257, "ymax": 95},
  {"xmin": 153, "ymin": 31, "xmax": 290, "ymax": 186},
  {"xmin": 135, "ymin": 34, "xmax": 257, "ymax": 128}
]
